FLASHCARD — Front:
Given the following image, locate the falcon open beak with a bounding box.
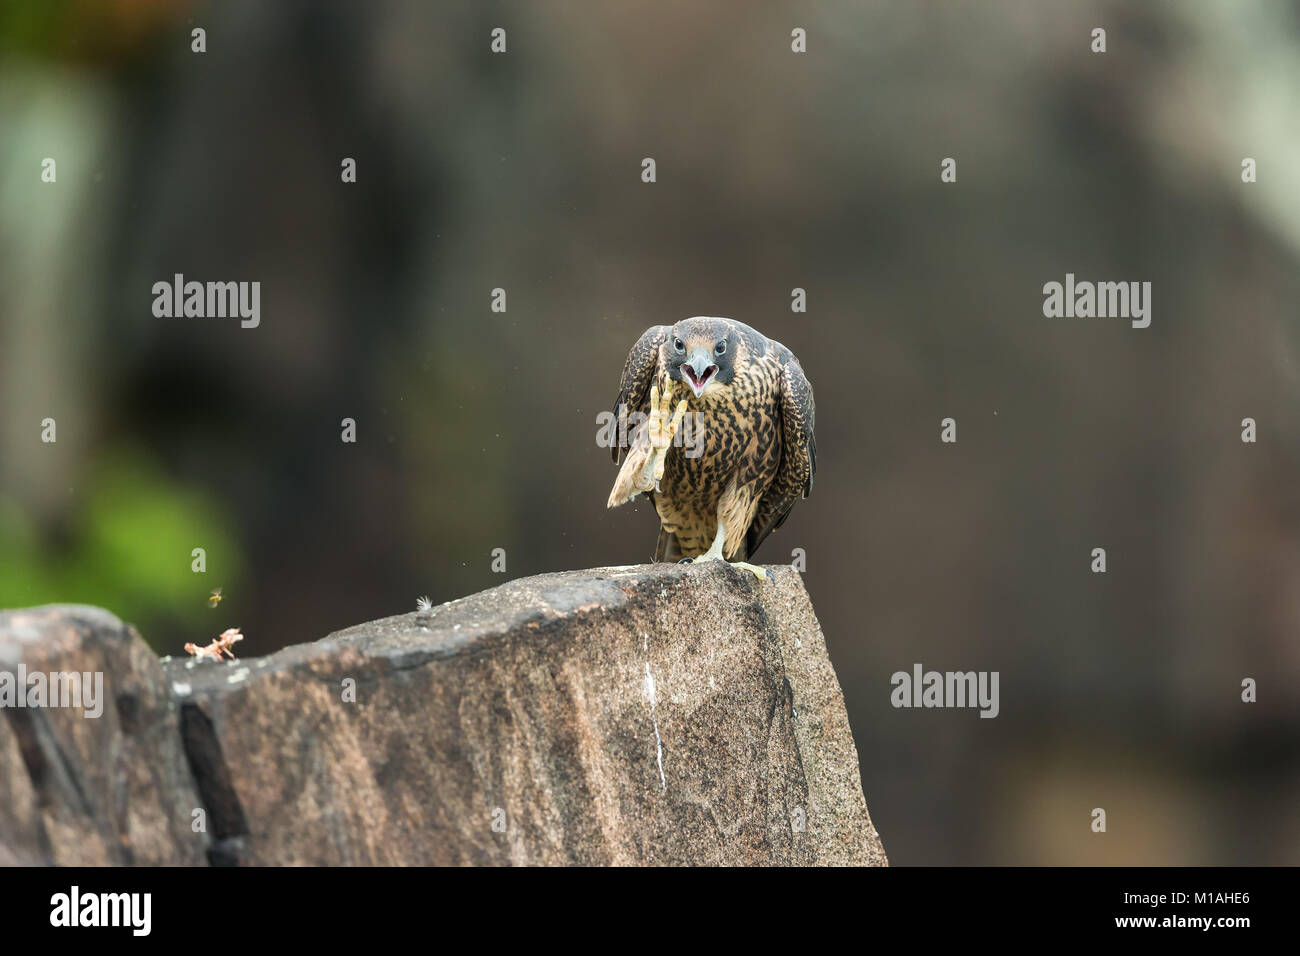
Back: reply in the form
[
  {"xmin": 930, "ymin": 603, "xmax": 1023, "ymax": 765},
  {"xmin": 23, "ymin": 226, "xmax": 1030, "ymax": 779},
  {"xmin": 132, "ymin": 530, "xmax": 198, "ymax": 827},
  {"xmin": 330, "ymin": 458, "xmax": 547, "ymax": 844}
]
[{"xmin": 682, "ymin": 349, "xmax": 718, "ymax": 397}]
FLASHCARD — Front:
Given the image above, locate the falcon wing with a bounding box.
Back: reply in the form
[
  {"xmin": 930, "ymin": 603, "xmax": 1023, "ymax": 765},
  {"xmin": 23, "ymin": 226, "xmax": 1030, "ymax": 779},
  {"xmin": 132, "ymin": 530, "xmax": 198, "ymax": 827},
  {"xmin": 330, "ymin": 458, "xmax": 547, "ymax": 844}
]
[
  {"xmin": 745, "ymin": 355, "xmax": 816, "ymax": 558},
  {"xmin": 611, "ymin": 325, "xmax": 668, "ymax": 465}
]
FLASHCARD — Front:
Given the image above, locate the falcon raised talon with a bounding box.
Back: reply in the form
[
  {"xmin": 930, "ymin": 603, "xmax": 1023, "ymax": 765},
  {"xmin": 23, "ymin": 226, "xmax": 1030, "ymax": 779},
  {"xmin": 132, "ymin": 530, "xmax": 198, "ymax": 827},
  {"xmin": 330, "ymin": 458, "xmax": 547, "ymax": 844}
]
[
  {"xmin": 637, "ymin": 381, "xmax": 687, "ymax": 493},
  {"xmin": 607, "ymin": 316, "xmax": 816, "ymax": 584}
]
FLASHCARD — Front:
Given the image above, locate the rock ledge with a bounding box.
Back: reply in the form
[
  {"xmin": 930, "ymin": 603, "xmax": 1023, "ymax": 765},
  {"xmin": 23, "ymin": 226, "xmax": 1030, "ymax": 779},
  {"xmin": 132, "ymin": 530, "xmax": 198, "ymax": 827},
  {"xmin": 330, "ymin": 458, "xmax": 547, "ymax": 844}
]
[{"xmin": 1, "ymin": 564, "xmax": 886, "ymax": 866}]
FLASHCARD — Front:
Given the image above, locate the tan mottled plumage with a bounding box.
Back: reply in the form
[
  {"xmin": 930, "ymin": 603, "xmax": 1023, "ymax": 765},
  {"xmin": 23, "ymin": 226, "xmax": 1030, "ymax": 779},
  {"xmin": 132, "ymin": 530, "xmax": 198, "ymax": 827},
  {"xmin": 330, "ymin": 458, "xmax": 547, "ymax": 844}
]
[{"xmin": 607, "ymin": 317, "xmax": 816, "ymax": 567}]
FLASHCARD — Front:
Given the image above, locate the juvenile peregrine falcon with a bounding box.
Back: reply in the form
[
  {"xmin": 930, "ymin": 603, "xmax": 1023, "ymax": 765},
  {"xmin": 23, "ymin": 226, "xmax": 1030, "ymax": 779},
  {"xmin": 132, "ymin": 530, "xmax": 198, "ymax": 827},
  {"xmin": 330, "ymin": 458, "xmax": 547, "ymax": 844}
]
[{"xmin": 606, "ymin": 316, "xmax": 816, "ymax": 581}]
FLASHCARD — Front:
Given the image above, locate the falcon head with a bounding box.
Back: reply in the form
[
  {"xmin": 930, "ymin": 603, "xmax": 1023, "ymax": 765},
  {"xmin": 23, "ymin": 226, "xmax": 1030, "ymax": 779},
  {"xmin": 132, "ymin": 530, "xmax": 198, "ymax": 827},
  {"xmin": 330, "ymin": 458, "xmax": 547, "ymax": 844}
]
[{"xmin": 664, "ymin": 316, "xmax": 739, "ymax": 398}]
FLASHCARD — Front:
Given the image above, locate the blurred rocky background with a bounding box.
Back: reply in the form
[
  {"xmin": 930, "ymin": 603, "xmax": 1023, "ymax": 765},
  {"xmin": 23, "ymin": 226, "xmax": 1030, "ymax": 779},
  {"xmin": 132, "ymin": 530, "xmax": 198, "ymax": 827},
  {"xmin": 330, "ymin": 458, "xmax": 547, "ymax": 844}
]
[{"xmin": 1, "ymin": 0, "xmax": 1297, "ymax": 864}]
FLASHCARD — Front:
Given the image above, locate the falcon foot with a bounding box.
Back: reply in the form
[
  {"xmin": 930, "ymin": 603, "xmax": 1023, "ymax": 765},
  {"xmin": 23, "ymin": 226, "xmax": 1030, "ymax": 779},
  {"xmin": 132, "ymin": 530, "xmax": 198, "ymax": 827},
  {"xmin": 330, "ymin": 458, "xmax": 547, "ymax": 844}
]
[
  {"xmin": 639, "ymin": 381, "xmax": 687, "ymax": 493},
  {"xmin": 607, "ymin": 381, "xmax": 687, "ymax": 508},
  {"xmin": 685, "ymin": 553, "xmax": 770, "ymax": 583}
]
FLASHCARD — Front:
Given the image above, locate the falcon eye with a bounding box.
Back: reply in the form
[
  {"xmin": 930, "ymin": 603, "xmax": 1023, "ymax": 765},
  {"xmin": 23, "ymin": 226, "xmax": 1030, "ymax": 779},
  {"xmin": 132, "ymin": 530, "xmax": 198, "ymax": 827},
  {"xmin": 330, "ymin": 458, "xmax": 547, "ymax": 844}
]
[
  {"xmin": 715, "ymin": 341, "xmax": 726, "ymax": 355},
  {"xmin": 674, "ymin": 338, "xmax": 684, "ymax": 352}
]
